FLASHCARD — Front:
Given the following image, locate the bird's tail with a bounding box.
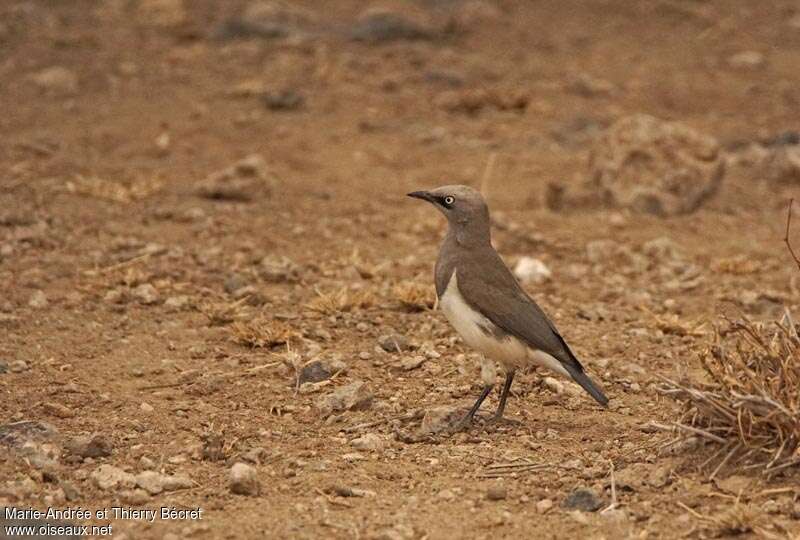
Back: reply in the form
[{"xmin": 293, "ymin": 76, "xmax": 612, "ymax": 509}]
[{"xmin": 565, "ymin": 365, "xmax": 609, "ymax": 407}]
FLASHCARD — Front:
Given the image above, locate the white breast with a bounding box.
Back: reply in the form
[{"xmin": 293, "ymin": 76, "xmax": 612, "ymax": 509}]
[{"xmin": 439, "ymin": 271, "xmax": 569, "ymax": 377}]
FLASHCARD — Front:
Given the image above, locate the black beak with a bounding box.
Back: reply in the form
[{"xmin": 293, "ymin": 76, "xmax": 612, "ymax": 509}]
[{"xmin": 407, "ymin": 191, "xmax": 434, "ymax": 202}]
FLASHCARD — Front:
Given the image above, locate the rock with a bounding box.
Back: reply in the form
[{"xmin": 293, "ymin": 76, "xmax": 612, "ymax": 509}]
[
  {"xmin": 486, "ymin": 485, "xmax": 507, "ymax": 501},
  {"xmin": 164, "ymin": 295, "xmax": 191, "ymax": 311},
  {"xmin": 104, "ymin": 288, "xmax": 128, "ymax": 304},
  {"xmin": 9, "ymin": 359, "xmax": 28, "ymax": 373},
  {"xmin": 262, "ymin": 90, "xmax": 304, "ymax": 111},
  {"xmin": 135, "ymin": 471, "xmax": 193, "ymax": 495},
  {"xmin": 378, "ymin": 333, "xmax": 411, "ymax": 353},
  {"xmin": 42, "ymin": 402, "xmax": 74, "ymax": 418},
  {"xmin": 438, "ymin": 488, "xmax": 457, "ymax": 501},
  {"xmin": 543, "ymin": 377, "xmax": 564, "ymax": 395},
  {"xmin": 91, "ymin": 464, "xmax": 136, "ymax": 490},
  {"xmin": 298, "ymin": 360, "xmax": 332, "ymax": 384},
  {"xmin": 224, "ymin": 274, "xmax": 248, "ymax": 294},
  {"xmin": 763, "ymin": 145, "xmax": 800, "ymax": 184},
  {"xmin": 140, "ymin": 402, "xmax": 155, "ymax": 413},
  {"xmin": 138, "ymin": 0, "xmax": 186, "ymax": 26},
  {"xmin": 728, "ymin": 50, "xmax": 764, "ymax": 69},
  {"xmin": 316, "ymin": 381, "xmax": 373, "ymax": 414},
  {"xmin": 259, "ymin": 255, "xmax": 301, "ymax": 282},
  {"xmin": 0, "ymin": 421, "xmax": 58, "ymax": 449},
  {"xmin": 196, "ymin": 154, "xmax": 274, "ymax": 202},
  {"xmin": 642, "ymin": 237, "xmax": 680, "ymax": 260},
  {"xmin": 216, "ymin": 0, "xmax": 314, "ymax": 40},
  {"xmin": 568, "ymin": 73, "xmax": 616, "ymax": 98},
  {"xmin": 351, "ymin": 433, "xmax": 386, "ymax": 452},
  {"xmin": 28, "ymin": 290, "xmax": 48, "ymax": 309},
  {"xmin": 65, "ymin": 434, "xmax": 112, "ymax": 458},
  {"xmin": 587, "ymin": 114, "xmax": 724, "ymax": 216},
  {"xmin": 562, "ymin": 487, "xmax": 603, "ymax": 512},
  {"xmin": 229, "ymin": 462, "xmax": 260, "ymax": 496},
  {"xmin": 400, "ymin": 356, "xmax": 425, "ymax": 371},
  {"xmin": 418, "ymin": 405, "xmax": 461, "ymax": 435},
  {"xmin": 513, "ymin": 257, "xmax": 551, "ymax": 284},
  {"xmin": 60, "ymin": 481, "xmax": 82, "ymax": 502},
  {"xmin": 536, "ymin": 498, "xmax": 554, "ymax": 514},
  {"xmin": 133, "ymin": 283, "xmax": 159, "ymax": 305},
  {"xmin": 32, "ymin": 66, "xmax": 79, "ymax": 95},
  {"xmin": 350, "ymin": 8, "xmax": 433, "ymax": 43},
  {"xmin": 120, "ymin": 488, "xmax": 151, "ymax": 505}
]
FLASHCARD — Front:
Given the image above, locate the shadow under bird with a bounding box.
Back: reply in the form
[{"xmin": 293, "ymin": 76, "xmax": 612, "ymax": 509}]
[{"xmin": 408, "ymin": 185, "xmax": 608, "ymax": 431}]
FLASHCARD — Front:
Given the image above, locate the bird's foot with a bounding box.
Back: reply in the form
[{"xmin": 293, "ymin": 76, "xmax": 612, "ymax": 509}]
[
  {"xmin": 444, "ymin": 413, "xmax": 475, "ymax": 435},
  {"xmin": 481, "ymin": 414, "xmax": 522, "ymax": 432}
]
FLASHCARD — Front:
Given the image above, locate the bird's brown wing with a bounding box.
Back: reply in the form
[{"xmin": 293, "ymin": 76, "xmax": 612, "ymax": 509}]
[{"xmin": 456, "ymin": 251, "xmax": 584, "ymax": 373}]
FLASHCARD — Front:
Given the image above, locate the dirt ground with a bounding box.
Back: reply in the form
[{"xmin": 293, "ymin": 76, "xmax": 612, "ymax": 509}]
[{"xmin": 2, "ymin": 0, "xmax": 800, "ymax": 538}]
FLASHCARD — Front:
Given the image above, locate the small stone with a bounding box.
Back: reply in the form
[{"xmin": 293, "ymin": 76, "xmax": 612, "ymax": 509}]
[
  {"xmin": 418, "ymin": 405, "xmax": 461, "ymax": 435},
  {"xmin": 139, "ymin": 456, "xmax": 156, "ymax": 469},
  {"xmin": 65, "ymin": 434, "xmax": 112, "ymax": 458},
  {"xmin": 543, "ymin": 377, "xmax": 564, "ymax": 395},
  {"xmin": 121, "ymin": 488, "xmax": 151, "ymax": 505},
  {"xmin": 216, "ymin": 0, "xmax": 314, "ymax": 40},
  {"xmin": 134, "ymin": 284, "xmax": 160, "ymax": 305},
  {"xmin": 536, "ymin": 498, "xmax": 554, "ymax": 514},
  {"xmin": 196, "ymin": 154, "xmax": 273, "ymax": 202},
  {"xmin": 351, "ymin": 433, "xmax": 386, "ymax": 452},
  {"xmin": 262, "ymin": 90, "xmax": 304, "ymax": 111},
  {"xmin": 165, "ymin": 295, "xmax": 191, "ymax": 311},
  {"xmin": 350, "ymin": 8, "xmax": 432, "ymax": 43},
  {"xmin": 28, "ymin": 290, "xmax": 48, "ymax": 309},
  {"xmin": 562, "ymin": 487, "xmax": 603, "ymax": 512},
  {"xmin": 378, "ymin": 333, "xmax": 411, "ymax": 353},
  {"xmin": 91, "ymin": 464, "xmax": 136, "ymax": 490},
  {"xmin": 42, "ymin": 402, "xmax": 74, "ymax": 418},
  {"xmin": 438, "ymin": 488, "xmax": 457, "ymax": 501},
  {"xmin": 298, "ymin": 360, "xmax": 332, "ymax": 384},
  {"xmin": 104, "ymin": 288, "xmax": 128, "ymax": 304},
  {"xmin": 60, "ymin": 481, "xmax": 82, "ymax": 502},
  {"xmin": 401, "ymin": 356, "xmax": 425, "ymax": 371},
  {"xmin": 728, "ymin": 50, "xmax": 764, "ymax": 69},
  {"xmin": 229, "ymin": 462, "xmax": 260, "ymax": 496},
  {"xmin": 8, "ymin": 360, "xmax": 28, "ymax": 373},
  {"xmin": 224, "ymin": 274, "xmax": 248, "ymax": 294},
  {"xmin": 136, "ymin": 471, "xmax": 166, "ymax": 495},
  {"xmin": 316, "ymin": 381, "xmax": 373, "ymax": 414},
  {"xmin": 32, "ymin": 66, "xmax": 78, "ymax": 95},
  {"xmin": 140, "ymin": 402, "xmax": 155, "ymax": 413},
  {"xmin": 486, "ymin": 485, "xmax": 507, "ymax": 501},
  {"xmin": 513, "ymin": 257, "xmax": 552, "ymax": 284}
]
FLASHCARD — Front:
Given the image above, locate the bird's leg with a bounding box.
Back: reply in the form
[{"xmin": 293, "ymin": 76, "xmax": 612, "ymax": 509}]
[
  {"xmin": 451, "ymin": 384, "xmax": 493, "ymax": 432},
  {"xmin": 493, "ymin": 370, "xmax": 516, "ymax": 420}
]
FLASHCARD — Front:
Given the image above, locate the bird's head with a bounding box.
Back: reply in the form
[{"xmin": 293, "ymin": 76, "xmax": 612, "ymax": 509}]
[{"xmin": 407, "ymin": 184, "xmax": 489, "ymax": 222}]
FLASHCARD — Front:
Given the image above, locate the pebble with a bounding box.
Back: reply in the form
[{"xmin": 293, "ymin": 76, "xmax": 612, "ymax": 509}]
[
  {"xmin": 262, "ymin": 90, "xmax": 304, "ymax": 111},
  {"xmin": 229, "ymin": 462, "xmax": 260, "ymax": 496},
  {"xmin": 401, "ymin": 356, "xmax": 425, "ymax": 371},
  {"xmin": 378, "ymin": 333, "xmax": 411, "ymax": 353},
  {"xmin": 32, "ymin": 66, "xmax": 78, "ymax": 95},
  {"xmin": 28, "ymin": 290, "xmax": 48, "ymax": 309},
  {"xmin": 140, "ymin": 402, "xmax": 155, "ymax": 413},
  {"xmin": 65, "ymin": 434, "xmax": 112, "ymax": 458},
  {"xmin": 133, "ymin": 284, "xmax": 159, "ymax": 305},
  {"xmin": 543, "ymin": 377, "xmax": 564, "ymax": 395},
  {"xmin": 562, "ymin": 487, "xmax": 603, "ymax": 512},
  {"xmin": 104, "ymin": 289, "xmax": 127, "ymax": 304},
  {"xmin": 316, "ymin": 381, "xmax": 373, "ymax": 414},
  {"xmin": 120, "ymin": 488, "xmax": 151, "ymax": 505},
  {"xmin": 298, "ymin": 360, "xmax": 332, "ymax": 384},
  {"xmin": 164, "ymin": 295, "xmax": 191, "ymax": 311},
  {"xmin": 351, "ymin": 433, "xmax": 386, "ymax": 452},
  {"xmin": 135, "ymin": 471, "xmax": 193, "ymax": 495},
  {"xmin": 536, "ymin": 498, "xmax": 554, "ymax": 513},
  {"xmin": 486, "ymin": 485, "xmax": 507, "ymax": 501},
  {"xmin": 9, "ymin": 359, "xmax": 28, "ymax": 373},
  {"xmin": 513, "ymin": 257, "xmax": 552, "ymax": 284},
  {"xmin": 350, "ymin": 9, "xmax": 432, "ymax": 43},
  {"xmin": 42, "ymin": 402, "xmax": 74, "ymax": 418},
  {"xmin": 728, "ymin": 50, "xmax": 764, "ymax": 69},
  {"xmin": 60, "ymin": 481, "xmax": 82, "ymax": 502},
  {"xmin": 91, "ymin": 464, "xmax": 136, "ymax": 490}
]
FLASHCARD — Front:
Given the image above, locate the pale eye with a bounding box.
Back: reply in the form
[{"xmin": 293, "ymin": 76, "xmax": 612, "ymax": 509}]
[{"xmin": 444, "ymin": 196, "xmax": 455, "ymax": 206}]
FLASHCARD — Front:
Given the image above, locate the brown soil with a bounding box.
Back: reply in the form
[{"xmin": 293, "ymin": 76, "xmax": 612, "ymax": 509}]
[{"xmin": 2, "ymin": 1, "xmax": 800, "ymax": 538}]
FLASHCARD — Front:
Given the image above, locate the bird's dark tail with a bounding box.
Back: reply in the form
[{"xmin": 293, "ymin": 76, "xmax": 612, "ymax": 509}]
[{"xmin": 564, "ymin": 365, "xmax": 609, "ymax": 407}]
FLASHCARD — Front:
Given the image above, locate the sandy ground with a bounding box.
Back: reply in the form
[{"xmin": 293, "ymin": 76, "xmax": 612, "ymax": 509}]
[{"xmin": 2, "ymin": 1, "xmax": 800, "ymax": 538}]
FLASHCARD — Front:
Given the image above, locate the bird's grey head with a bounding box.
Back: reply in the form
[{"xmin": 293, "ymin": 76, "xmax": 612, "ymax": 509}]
[{"xmin": 407, "ymin": 185, "xmax": 491, "ymax": 245}]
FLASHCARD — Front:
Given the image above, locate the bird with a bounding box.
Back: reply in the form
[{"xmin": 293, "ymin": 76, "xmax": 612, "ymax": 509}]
[{"xmin": 408, "ymin": 184, "xmax": 608, "ymax": 431}]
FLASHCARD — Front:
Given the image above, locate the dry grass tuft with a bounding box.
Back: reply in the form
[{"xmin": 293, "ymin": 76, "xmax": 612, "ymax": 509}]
[
  {"xmin": 306, "ymin": 287, "xmax": 375, "ymax": 315},
  {"xmin": 392, "ymin": 281, "xmax": 435, "ymax": 312},
  {"xmin": 230, "ymin": 318, "xmax": 300, "ymax": 348},
  {"xmin": 660, "ymin": 313, "xmax": 800, "ymax": 475},
  {"xmin": 200, "ymin": 298, "xmax": 251, "ymax": 326}
]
